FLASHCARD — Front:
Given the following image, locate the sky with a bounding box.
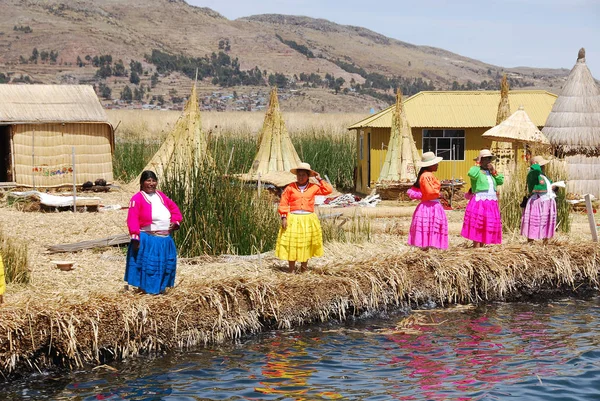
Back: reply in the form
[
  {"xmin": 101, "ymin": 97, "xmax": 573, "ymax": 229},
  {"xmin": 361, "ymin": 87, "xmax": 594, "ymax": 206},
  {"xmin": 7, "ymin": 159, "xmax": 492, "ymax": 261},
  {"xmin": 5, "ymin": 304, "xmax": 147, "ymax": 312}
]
[{"xmin": 187, "ymin": 0, "xmax": 600, "ymax": 79}]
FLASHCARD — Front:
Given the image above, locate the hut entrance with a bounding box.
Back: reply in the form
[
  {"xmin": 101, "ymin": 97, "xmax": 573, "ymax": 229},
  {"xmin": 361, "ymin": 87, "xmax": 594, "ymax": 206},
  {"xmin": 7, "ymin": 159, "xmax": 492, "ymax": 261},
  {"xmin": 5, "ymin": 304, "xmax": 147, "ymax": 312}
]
[{"xmin": 0, "ymin": 125, "xmax": 11, "ymax": 182}]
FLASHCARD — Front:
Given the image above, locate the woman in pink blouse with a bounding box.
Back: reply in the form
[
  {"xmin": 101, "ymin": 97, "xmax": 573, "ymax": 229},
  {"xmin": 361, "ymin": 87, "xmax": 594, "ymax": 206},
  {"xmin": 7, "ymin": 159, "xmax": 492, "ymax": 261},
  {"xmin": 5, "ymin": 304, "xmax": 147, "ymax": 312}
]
[{"xmin": 125, "ymin": 171, "xmax": 182, "ymax": 294}]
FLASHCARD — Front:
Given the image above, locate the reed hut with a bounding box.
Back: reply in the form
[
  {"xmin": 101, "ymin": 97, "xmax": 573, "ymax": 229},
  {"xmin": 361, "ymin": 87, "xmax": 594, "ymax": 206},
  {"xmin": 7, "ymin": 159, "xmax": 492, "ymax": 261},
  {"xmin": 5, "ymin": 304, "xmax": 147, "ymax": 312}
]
[
  {"xmin": 0, "ymin": 84, "xmax": 114, "ymax": 187},
  {"xmin": 349, "ymin": 90, "xmax": 557, "ymax": 193},
  {"xmin": 375, "ymin": 89, "xmax": 420, "ymax": 198},
  {"xmin": 135, "ymin": 83, "xmax": 210, "ymax": 183},
  {"xmin": 542, "ymin": 48, "xmax": 600, "ymax": 197},
  {"xmin": 241, "ymin": 88, "xmax": 302, "ymax": 187}
]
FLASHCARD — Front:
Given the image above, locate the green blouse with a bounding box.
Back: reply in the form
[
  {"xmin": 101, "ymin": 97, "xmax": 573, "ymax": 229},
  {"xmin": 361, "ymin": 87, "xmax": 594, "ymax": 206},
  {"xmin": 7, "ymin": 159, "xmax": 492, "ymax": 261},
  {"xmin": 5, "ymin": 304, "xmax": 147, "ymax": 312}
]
[
  {"xmin": 526, "ymin": 164, "xmax": 552, "ymax": 194},
  {"xmin": 467, "ymin": 165, "xmax": 504, "ymax": 193}
]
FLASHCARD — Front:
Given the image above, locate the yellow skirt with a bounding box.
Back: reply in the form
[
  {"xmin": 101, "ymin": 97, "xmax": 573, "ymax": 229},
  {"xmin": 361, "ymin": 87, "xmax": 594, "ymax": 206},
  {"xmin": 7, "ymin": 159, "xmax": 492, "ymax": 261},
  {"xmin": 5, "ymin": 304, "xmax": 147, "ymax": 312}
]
[
  {"xmin": 276, "ymin": 213, "xmax": 324, "ymax": 262},
  {"xmin": 0, "ymin": 254, "xmax": 6, "ymax": 296}
]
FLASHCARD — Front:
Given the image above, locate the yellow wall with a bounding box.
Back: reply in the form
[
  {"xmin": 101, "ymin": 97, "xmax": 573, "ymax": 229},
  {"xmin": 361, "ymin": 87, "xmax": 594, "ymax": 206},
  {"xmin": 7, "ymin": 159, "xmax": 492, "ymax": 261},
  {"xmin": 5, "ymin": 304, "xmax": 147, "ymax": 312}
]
[{"xmin": 354, "ymin": 127, "xmax": 494, "ymax": 193}]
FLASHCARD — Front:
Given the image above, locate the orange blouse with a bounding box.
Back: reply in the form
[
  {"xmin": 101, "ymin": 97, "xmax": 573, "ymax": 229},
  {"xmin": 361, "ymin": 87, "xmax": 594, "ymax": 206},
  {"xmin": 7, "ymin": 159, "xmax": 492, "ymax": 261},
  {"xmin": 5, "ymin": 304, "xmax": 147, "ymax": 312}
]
[
  {"xmin": 420, "ymin": 171, "xmax": 441, "ymax": 201},
  {"xmin": 278, "ymin": 180, "xmax": 334, "ymax": 216}
]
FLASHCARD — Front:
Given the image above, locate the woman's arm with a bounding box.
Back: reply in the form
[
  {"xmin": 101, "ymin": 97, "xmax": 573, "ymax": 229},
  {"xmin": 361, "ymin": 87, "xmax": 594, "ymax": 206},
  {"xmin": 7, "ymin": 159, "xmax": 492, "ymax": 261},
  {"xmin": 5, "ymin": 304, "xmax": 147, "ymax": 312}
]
[{"xmin": 126, "ymin": 194, "xmax": 142, "ymax": 241}]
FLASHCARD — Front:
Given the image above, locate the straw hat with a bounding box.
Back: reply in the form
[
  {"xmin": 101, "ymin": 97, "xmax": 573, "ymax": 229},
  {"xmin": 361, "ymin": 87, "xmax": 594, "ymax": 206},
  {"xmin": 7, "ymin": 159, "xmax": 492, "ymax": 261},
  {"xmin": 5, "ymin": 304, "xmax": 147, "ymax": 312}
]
[
  {"xmin": 530, "ymin": 155, "xmax": 550, "ymax": 166},
  {"xmin": 473, "ymin": 149, "xmax": 497, "ymax": 162},
  {"xmin": 417, "ymin": 151, "xmax": 443, "ymax": 167},
  {"xmin": 290, "ymin": 162, "xmax": 317, "ymax": 177}
]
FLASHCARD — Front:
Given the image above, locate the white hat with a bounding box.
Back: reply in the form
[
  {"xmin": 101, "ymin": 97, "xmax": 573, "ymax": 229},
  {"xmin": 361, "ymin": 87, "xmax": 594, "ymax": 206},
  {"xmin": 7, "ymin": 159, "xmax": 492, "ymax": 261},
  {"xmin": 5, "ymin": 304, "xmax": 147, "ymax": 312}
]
[
  {"xmin": 418, "ymin": 151, "xmax": 443, "ymax": 167},
  {"xmin": 474, "ymin": 149, "xmax": 496, "ymax": 162},
  {"xmin": 290, "ymin": 162, "xmax": 317, "ymax": 177},
  {"xmin": 530, "ymin": 155, "xmax": 550, "ymax": 166}
]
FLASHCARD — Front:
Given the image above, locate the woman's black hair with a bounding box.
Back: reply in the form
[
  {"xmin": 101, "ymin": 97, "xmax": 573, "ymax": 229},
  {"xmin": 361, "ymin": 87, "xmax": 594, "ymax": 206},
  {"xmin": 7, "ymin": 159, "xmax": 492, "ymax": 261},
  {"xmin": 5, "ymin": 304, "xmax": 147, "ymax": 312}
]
[
  {"xmin": 139, "ymin": 170, "xmax": 158, "ymax": 189},
  {"xmin": 413, "ymin": 167, "xmax": 428, "ymax": 189}
]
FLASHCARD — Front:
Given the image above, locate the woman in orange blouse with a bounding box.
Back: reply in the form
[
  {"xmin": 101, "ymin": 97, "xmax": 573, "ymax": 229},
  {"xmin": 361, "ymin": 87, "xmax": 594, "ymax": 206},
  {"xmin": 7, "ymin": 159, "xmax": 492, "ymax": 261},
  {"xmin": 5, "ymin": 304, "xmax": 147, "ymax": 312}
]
[
  {"xmin": 407, "ymin": 152, "xmax": 448, "ymax": 249},
  {"xmin": 276, "ymin": 162, "xmax": 333, "ymax": 273}
]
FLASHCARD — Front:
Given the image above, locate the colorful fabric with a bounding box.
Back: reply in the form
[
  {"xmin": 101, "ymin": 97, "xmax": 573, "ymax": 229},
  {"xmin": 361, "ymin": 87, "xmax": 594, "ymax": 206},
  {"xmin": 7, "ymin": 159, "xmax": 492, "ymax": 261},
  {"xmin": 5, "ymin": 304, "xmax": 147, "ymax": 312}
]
[
  {"xmin": 125, "ymin": 232, "xmax": 177, "ymax": 294},
  {"xmin": 420, "ymin": 171, "xmax": 441, "ymax": 201},
  {"xmin": 276, "ymin": 213, "xmax": 324, "ymax": 262},
  {"xmin": 408, "ymin": 200, "xmax": 448, "ymax": 249},
  {"xmin": 278, "ymin": 180, "xmax": 333, "ymax": 217},
  {"xmin": 127, "ymin": 191, "xmax": 182, "ymax": 240},
  {"xmin": 468, "ymin": 166, "xmax": 504, "ymax": 193},
  {"xmin": 521, "ymin": 194, "xmax": 557, "ymax": 239},
  {"xmin": 527, "ymin": 164, "xmax": 552, "ymax": 194},
  {"xmin": 0, "ymin": 254, "xmax": 5, "ymax": 297},
  {"xmin": 407, "ymin": 186, "xmax": 422, "ymax": 200},
  {"xmin": 461, "ymin": 198, "xmax": 502, "ymax": 244}
]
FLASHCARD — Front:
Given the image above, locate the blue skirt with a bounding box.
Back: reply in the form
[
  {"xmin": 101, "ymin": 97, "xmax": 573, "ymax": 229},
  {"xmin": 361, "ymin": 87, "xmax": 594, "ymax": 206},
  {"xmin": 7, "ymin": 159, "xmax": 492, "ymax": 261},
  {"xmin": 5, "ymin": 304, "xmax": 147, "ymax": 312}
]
[{"xmin": 125, "ymin": 232, "xmax": 177, "ymax": 294}]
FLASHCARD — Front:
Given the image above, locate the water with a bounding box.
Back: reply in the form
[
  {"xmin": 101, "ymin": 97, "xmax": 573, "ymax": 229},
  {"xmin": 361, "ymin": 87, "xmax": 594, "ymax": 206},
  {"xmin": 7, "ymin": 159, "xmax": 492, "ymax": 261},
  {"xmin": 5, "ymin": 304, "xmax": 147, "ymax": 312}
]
[{"xmin": 4, "ymin": 298, "xmax": 600, "ymax": 400}]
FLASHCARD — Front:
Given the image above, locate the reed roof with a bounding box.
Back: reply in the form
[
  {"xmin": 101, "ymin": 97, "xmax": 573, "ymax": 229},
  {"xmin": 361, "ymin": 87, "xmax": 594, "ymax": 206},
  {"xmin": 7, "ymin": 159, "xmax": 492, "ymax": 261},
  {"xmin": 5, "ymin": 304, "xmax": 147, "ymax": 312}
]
[
  {"xmin": 377, "ymin": 89, "xmax": 420, "ymax": 183},
  {"xmin": 0, "ymin": 85, "xmax": 109, "ymax": 124},
  {"xmin": 242, "ymin": 88, "xmax": 302, "ymax": 186},
  {"xmin": 348, "ymin": 90, "xmax": 557, "ymax": 129},
  {"xmin": 482, "ymin": 106, "xmax": 550, "ymax": 145},
  {"xmin": 134, "ymin": 83, "xmax": 210, "ymax": 183},
  {"xmin": 542, "ymin": 48, "xmax": 600, "ymax": 150}
]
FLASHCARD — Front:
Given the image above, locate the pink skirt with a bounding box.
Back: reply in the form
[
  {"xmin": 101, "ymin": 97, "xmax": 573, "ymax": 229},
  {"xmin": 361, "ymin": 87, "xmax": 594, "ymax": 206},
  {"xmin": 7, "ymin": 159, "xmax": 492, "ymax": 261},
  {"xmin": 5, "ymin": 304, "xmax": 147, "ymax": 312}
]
[
  {"xmin": 461, "ymin": 198, "xmax": 502, "ymax": 244},
  {"xmin": 408, "ymin": 200, "xmax": 448, "ymax": 249},
  {"xmin": 520, "ymin": 195, "xmax": 557, "ymax": 239}
]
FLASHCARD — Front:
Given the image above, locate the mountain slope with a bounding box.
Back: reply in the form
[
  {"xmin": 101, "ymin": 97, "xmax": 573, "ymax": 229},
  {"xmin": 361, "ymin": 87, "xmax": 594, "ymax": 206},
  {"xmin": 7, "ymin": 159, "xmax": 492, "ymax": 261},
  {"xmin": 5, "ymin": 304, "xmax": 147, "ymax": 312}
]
[{"xmin": 0, "ymin": 0, "xmax": 569, "ymax": 112}]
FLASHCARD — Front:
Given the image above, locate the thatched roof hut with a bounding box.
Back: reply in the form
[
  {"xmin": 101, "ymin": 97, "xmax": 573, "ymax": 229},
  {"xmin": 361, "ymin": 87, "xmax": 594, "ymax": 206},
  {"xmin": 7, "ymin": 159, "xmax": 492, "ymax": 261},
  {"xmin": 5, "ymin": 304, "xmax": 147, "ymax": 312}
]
[
  {"xmin": 542, "ymin": 48, "xmax": 600, "ymax": 196},
  {"xmin": 0, "ymin": 84, "xmax": 114, "ymax": 187},
  {"xmin": 243, "ymin": 88, "xmax": 302, "ymax": 187},
  {"xmin": 135, "ymin": 83, "xmax": 210, "ymax": 183},
  {"xmin": 377, "ymin": 89, "xmax": 419, "ymax": 184}
]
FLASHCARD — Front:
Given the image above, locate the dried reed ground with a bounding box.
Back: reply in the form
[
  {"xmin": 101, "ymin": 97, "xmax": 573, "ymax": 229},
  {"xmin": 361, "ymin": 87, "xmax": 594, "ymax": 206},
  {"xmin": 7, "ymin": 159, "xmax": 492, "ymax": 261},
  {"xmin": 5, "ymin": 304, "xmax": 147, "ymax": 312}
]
[{"xmin": 1, "ymin": 188, "xmax": 599, "ymax": 378}]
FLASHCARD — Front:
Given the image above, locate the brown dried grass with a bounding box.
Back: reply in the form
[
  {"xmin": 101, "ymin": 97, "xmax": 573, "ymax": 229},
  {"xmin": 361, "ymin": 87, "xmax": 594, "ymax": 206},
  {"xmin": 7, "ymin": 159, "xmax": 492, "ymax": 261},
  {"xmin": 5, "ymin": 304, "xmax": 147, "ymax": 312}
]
[{"xmin": 1, "ymin": 188, "xmax": 600, "ymax": 379}]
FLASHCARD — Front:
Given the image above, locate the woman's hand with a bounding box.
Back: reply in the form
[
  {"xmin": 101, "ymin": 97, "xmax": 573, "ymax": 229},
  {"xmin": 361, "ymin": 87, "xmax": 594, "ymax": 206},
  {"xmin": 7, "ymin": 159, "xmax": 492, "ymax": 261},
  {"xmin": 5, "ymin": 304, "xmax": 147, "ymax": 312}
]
[
  {"xmin": 486, "ymin": 163, "xmax": 496, "ymax": 174},
  {"xmin": 169, "ymin": 222, "xmax": 180, "ymax": 234},
  {"xmin": 131, "ymin": 239, "xmax": 140, "ymax": 252},
  {"xmin": 314, "ymin": 173, "xmax": 322, "ymax": 182},
  {"xmin": 281, "ymin": 216, "xmax": 287, "ymax": 229}
]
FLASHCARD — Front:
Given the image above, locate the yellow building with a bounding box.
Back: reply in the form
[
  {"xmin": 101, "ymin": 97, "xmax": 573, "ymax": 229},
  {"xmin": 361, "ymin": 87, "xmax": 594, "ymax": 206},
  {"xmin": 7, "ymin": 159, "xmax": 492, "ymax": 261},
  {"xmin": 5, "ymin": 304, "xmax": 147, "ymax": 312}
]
[{"xmin": 348, "ymin": 90, "xmax": 557, "ymax": 193}]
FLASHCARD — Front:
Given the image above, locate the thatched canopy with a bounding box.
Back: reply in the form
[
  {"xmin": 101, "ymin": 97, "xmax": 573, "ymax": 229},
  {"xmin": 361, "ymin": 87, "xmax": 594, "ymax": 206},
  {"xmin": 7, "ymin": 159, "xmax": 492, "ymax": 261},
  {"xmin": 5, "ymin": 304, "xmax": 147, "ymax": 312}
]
[
  {"xmin": 243, "ymin": 88, "xmax": 302, "ymax": 187},
  {"xmin": 542, "ymin": 48, "xmax": 600, "ymax": 152},
  {"xmin": 483, "ymin": 106, "xmax": 550, "ymax": 145},
  {"xmin": 134, "ymin": 83, "xmax": 210, "ymax": 183},
  {"xmin": 377, "ymin": 89, "xmax": 420, "ymax": 183}
]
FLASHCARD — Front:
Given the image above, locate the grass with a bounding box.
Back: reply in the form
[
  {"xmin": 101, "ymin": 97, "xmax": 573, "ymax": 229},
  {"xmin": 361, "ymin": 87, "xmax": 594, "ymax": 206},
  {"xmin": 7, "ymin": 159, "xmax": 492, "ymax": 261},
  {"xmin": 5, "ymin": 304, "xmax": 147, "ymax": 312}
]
[
  {"xmin": 0, "ymin": 230, "xmax": 30, "ymax": 285},
  {"xmin": 160, "ymin": 159, "xmax": 280, "ymax": 257}
]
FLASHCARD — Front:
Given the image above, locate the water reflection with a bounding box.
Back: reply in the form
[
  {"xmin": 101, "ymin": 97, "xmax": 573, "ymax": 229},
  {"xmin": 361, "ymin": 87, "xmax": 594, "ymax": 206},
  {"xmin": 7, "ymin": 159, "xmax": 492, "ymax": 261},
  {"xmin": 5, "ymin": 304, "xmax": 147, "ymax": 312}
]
[{"xmin": 4, "ymin": 298, "xmax": 600, "ymax": 400}]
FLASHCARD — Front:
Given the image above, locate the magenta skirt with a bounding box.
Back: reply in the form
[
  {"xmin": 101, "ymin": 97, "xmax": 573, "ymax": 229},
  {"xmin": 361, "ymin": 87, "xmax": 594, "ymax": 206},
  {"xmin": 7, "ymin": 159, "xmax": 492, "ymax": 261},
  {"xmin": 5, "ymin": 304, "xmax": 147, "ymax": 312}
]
[
  {"xmin": 408, "ymin": 200, "xmax": 448, "ymax": 249},
  {"xmin": 520, "ymin": 195, "xmax": 557, "ymax": 239},
  {"xmin": 461, "ymin": 198, "xmax": 502, "ymax": 244}
]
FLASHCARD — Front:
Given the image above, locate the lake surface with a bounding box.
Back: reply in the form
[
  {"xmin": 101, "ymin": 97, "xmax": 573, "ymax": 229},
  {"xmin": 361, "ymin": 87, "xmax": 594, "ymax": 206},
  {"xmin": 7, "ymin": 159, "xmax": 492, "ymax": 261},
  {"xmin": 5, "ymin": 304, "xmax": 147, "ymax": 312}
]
[{"xmin": 4, "ymin": 297, "xmax": 600, "ymax": 400}]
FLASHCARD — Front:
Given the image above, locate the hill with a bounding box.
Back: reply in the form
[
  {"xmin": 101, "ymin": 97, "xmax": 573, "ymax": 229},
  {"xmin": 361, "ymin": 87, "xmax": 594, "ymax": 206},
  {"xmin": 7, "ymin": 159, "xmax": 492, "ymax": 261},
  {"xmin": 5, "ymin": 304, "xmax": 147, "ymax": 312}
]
[{"xmin": 0, "ymin": 0, "xmax": 570, "ymax": 112}]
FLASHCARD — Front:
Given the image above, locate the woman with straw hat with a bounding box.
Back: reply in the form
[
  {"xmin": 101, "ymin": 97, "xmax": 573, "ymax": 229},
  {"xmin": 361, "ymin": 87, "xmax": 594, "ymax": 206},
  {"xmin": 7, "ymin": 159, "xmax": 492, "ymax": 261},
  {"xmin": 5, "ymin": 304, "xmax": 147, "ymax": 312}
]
[
  {"xmin": 125, "ymin": 170, "xmax": 182, "ymax": 294},
  {"xmin": 407, "ymin": 152, "xmax": 448, "ymax": 249},
  {"xmin": 461, "ymin": 149, "xmax": 504, "ymax": 248},
  {"xmin": 276, "ymin": 162, "xmax": 333, "ymax": 273},
  {"xmin": 521, "ymin": 155, "xmax": 557, "ymax": 243}
]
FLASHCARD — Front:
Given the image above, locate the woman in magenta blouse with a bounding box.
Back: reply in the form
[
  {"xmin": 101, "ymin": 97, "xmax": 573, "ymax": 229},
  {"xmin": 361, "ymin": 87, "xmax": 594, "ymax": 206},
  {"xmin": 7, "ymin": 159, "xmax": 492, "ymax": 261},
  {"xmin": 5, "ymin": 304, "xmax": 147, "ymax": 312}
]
[{"xmin": 125, "ymin": 171, "xmax": 182, "ymax": 294}]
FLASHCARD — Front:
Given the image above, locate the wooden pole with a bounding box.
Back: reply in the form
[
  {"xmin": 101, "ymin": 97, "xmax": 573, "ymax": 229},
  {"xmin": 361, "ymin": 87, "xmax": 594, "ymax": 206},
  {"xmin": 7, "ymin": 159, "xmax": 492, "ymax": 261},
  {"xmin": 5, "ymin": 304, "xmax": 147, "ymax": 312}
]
[
  {"xmin": 72, "ymin": 147, "xmax": 77, "ymax": 213},
  {"xmin": 585, "ymin": 194, "xmax": 598, "ymax": 242},
  {"xmin": 31, "ymin": 129, "xmax": 35, "ymax": 189},
  {"xmin": 257, "ymin": 172, "xmax": 262, "ymax": 196}
]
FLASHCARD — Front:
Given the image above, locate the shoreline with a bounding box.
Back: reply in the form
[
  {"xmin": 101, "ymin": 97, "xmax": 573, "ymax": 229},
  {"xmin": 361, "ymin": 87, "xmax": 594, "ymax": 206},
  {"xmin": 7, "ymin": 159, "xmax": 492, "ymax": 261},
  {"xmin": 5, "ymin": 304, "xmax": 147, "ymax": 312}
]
[{"xmin": 1, "ymin": 239, "xmax": 599, "ymax": 379}]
